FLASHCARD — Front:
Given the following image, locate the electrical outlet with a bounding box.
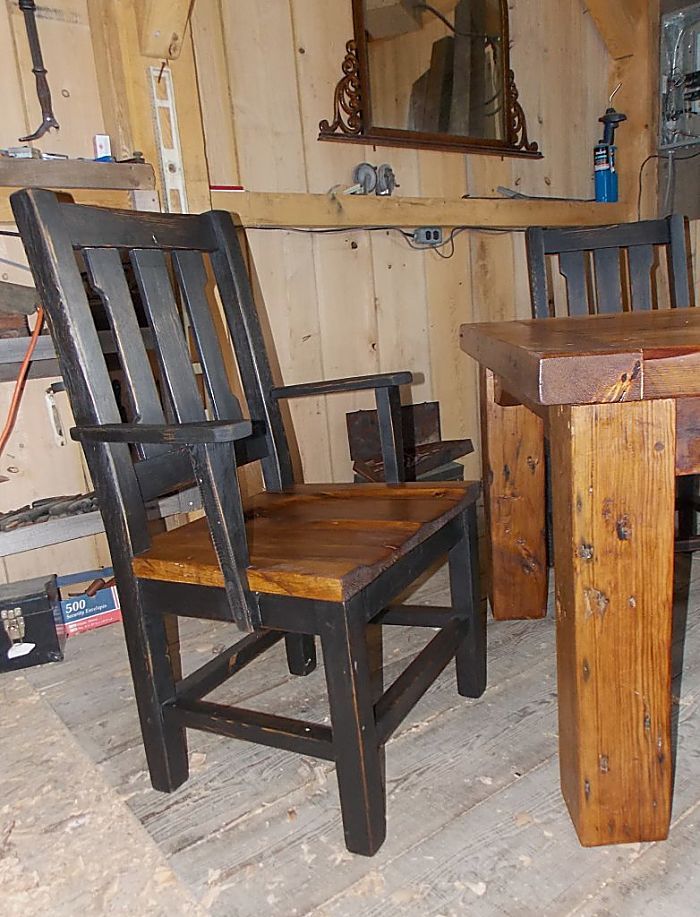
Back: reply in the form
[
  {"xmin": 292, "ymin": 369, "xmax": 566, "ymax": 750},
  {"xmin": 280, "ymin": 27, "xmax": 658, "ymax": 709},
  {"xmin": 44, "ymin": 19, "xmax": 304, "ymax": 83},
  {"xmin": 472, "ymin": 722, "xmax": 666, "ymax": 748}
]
[{"xmin": 413, "ymin": 227, "xmax": 443, "ymax": 246}]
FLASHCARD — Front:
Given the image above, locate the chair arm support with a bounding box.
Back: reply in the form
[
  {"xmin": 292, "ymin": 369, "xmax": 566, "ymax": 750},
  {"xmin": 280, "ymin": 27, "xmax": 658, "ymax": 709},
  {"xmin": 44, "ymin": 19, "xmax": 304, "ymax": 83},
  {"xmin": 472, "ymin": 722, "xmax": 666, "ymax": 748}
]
[
  {"xmin": 71, "ymin": 420, "xmax": 253, "ymax": 446},
  {"xmin": 270, "ymin": 371, "xmax": 413, "ymax": 400}
]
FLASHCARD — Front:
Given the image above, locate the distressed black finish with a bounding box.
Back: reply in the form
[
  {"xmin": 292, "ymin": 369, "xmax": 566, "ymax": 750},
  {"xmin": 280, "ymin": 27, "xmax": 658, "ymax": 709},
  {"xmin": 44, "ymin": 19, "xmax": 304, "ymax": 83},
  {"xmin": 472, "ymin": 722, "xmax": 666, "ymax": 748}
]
[
  {"xmin": 12, "ymin": 189, "xmax": 484, "ymax": 857},
  {"xmin": 526, "ymin": 216, "xmax": 698, "ymax": 551},
  {"xmin": 525, "ymin": 216, "xmax": 690, "ymax": 319}
]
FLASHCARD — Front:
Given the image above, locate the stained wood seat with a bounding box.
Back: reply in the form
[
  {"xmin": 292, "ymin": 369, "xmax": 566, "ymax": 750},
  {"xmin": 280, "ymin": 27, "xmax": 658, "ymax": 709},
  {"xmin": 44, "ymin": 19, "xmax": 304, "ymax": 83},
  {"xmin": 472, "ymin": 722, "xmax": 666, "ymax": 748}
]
[
  {"xmin": 134, "ymin": 483, "xmax": 477, "ymax": 601},
  {"xmin": 13, "ymin": 188, "xmax": 485, "ymax": 859}
]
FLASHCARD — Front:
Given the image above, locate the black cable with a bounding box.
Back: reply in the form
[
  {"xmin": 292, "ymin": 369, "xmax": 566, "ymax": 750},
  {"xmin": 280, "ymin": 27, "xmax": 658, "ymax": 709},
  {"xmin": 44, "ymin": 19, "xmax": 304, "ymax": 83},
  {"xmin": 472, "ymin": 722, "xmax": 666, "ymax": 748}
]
[
  {"xmin": 637, "ymin": 147, "xmax": 700, "ymax": 219},
  {"xmin": 0, "ymin": 230, "xmax": 21, "ymax": 238}
]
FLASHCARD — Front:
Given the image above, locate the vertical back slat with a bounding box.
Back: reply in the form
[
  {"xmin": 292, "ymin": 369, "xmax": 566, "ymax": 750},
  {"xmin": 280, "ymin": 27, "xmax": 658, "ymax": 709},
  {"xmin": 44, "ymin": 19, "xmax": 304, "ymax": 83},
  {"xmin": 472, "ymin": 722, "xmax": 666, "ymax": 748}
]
[
  {"xmin": 559, "ymin": 251, "xmax": 590, "ymax": 315},
  {"xmin": 207, "ymin": 211, "xmax": 294, "ymax": 490},
  {"xmin": 10, "ymin": 188, "xmax": 150, "ymax": 555},
  {"xmin": 593, "ymin": 248, "xmax": 623, "ymax": 313},
  {"xmin": 172, "ymin": 250, "xmax": 244, "ymax": 422},
  {"xmin": 525, "ymin": 228, "xmax": 550, "ymax": 318},
  {"xmin": 667, "ymin": 213, "xmax": 691, "ymax": 308},
  {"xmin": 627, "ymin": 245, "xmax": 654, "ymax": 311},
  {"xmin": 84, "ymin": 248, "xmax": 168, "ymax": 458},
  {"xmin": 130, "ymin": 249, "xmax": 205, "ymax": 423}
]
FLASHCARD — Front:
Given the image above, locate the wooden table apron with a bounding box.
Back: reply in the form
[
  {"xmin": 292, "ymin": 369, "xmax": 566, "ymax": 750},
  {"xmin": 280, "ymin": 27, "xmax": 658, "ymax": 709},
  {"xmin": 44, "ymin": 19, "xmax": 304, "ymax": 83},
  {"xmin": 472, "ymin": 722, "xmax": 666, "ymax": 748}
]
[{"xmin": 460, "ymin": 308, "xmax": 700, "ymax": 847}]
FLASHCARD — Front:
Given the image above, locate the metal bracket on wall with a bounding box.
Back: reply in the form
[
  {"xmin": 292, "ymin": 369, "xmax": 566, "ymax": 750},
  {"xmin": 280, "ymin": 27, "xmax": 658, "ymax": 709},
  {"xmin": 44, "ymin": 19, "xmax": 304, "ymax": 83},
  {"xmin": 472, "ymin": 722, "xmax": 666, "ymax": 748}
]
[{"xmin": 148, "ymin": 65, "xmax": 188, "ymax": 213}]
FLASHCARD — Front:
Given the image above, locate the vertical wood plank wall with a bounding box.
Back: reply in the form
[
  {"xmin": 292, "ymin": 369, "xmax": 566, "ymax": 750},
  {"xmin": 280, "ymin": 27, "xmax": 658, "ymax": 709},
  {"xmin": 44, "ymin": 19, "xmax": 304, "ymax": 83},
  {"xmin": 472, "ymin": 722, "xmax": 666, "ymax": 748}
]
[
  {"xmin": 191, "ymin": 0, "xmax": 613, "ymax": 482},
  {"xmin": 0, "ymin": 0, "xmax": 111, "ymax": 583},
  {"xmin": 0, "ymin": 1, "xmax": 696, "ymax": 584}
]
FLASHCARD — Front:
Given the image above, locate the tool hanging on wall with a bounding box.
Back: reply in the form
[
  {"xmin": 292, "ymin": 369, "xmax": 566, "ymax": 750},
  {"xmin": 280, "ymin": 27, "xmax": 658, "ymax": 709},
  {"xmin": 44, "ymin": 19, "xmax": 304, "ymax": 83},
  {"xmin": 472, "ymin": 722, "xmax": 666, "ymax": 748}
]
[
  {"xmin": 594, "ymin": 83, "xmax": 626, "ymax": 203},
  {"xmin": 17, "ymin": 0, "xmax": 60, "ymax": 143}
]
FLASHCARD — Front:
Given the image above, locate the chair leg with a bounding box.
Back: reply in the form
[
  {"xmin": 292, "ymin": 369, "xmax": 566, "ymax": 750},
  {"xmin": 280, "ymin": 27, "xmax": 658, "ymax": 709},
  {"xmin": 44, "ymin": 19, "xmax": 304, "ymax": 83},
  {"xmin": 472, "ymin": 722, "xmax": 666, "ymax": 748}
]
[
  {"xmin": 450, "ymin": 503, "xmax": 486, "ymax": 698},
  {"xmin": 284, "ymin": 634, "xmax": 317, "ymax": 675},
  {"xmin": 120, "ymin": 576, "xmax": 189, "ymax": 792},
  {"xmin": 321, "ymin": 604, "xmax": 386, "ymax": 856}
]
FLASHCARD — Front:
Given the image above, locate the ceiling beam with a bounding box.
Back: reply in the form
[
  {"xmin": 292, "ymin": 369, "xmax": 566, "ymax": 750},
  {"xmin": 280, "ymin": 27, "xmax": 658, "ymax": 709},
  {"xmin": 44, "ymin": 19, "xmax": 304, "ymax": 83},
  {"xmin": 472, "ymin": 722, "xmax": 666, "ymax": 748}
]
[
  {"xmin": 137, "ymin": 0, "xmax": 192, "ymax": 59},
  {"xmin": 583, "ymin": 0, "xmax": 643, "ymax": 60}
]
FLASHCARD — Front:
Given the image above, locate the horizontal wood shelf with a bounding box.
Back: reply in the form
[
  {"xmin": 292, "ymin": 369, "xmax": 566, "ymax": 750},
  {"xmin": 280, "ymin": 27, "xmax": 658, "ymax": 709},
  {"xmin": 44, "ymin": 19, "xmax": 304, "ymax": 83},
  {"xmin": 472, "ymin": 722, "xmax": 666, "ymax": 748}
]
[
  {"xmin": 0, "ymin": 159, "xmax": 155, "ymax": 191},
  {"xmin": 211, "ymin": 190, "xmax": 630, "ymax": 230}
]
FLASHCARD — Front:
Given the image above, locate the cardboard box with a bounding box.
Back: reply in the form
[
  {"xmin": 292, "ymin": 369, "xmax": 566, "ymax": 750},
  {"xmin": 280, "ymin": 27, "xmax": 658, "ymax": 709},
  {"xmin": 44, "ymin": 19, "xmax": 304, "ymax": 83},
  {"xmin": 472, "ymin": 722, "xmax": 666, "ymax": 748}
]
[{"xmin": 59, "ymin": 584, "xmax": 121, "ymax": 636}]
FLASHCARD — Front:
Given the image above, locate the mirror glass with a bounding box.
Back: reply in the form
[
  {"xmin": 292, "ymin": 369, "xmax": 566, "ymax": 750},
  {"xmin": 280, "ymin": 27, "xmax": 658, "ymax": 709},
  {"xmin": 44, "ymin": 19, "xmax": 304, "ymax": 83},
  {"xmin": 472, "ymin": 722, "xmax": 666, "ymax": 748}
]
[{"xmin": 363, "ymin": 0, "xmax": 506, "ymax": 140}]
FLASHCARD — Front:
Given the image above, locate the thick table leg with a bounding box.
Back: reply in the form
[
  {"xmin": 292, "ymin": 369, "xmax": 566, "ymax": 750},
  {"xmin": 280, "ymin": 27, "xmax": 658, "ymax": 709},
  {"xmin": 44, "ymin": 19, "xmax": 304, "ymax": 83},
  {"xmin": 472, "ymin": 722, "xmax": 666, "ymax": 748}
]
[
  {"xmin": 550, "ymin": 399, "xmax": 675, "ymax": 845},
  {"xmin": 480, "ymin": 369, "xmax": 548, "ymax": 619}
]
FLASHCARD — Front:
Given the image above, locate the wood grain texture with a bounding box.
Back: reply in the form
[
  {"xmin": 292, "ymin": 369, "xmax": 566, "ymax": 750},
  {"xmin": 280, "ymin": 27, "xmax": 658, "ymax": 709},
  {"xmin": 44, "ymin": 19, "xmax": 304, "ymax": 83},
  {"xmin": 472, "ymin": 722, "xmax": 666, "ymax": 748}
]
[
  {"xmin": 210, "ymin": 190, "xmax": 629, "ymax": 230},
  {"xmin": 549, "ymin": 398, "xmax": 675, "ymax": 845},
  {"xmin": 136, "ymin": 0, "xmax": 191, "ymax": 59},
  {"xmin": 676, "ymin": 397, "xmax": 700, "ymax": 476},
  {"xmin": 133, "ymin": 482, "xmax": 478, "ymax": 602},
  {"xmin": 461, "ymin": 308, "xmax": 700, "ymax": 406},
  {"xmin": 480, "ymin": 369, "xmax": 547, "ymax": 620}
]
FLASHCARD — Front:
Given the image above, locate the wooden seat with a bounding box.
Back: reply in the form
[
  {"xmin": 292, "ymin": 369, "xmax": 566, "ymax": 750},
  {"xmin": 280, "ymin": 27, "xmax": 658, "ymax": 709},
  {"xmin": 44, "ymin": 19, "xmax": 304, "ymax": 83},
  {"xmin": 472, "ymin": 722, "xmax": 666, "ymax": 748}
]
[
  {"xmin": 12, "ymin": 188, "xmax": 485, "ymax": 858},
  {"xmin": 134, "ymin": 482, "xmax": 477, "ymax": 601}
]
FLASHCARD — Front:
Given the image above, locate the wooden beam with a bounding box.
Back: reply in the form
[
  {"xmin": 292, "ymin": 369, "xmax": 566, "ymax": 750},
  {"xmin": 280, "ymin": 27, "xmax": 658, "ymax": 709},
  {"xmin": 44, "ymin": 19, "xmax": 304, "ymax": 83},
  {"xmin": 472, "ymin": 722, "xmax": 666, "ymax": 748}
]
[
  {"xmin": 137, "ymin": 0, "xmax": 192, "ymax": 59},
  {"xmin": 0, "ymin": 189, "xmax": 134, "ymax": 223},
  {"xmin": 0, "ymin": 160, "xmax": 155, "ymax": 191},
  {"xmin": 583, "ymin": 0, "xmax": 642, "ymax": 60},
  {"xmin": 211, "ymin": 190, "xmax": 629, "ymax": 229}
]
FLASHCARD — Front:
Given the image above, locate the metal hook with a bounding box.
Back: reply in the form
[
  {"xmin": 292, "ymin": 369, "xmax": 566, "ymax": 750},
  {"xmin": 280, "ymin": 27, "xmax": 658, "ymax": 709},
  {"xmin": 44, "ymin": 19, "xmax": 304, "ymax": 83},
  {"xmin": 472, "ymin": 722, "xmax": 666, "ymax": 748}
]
[{"xmin": 609, "ymin": 82, "xmax": 622, "ymax": 106}]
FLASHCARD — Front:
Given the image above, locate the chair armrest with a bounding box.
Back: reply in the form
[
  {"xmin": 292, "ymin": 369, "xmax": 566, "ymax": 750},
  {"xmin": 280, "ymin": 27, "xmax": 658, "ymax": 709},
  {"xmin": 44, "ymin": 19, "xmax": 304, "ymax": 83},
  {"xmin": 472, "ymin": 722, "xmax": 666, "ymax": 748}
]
[
  {"xmin": 71, "ymin": 420, "xmax": 253, "ymax": 446},
  {"xmin": 270, "ymin": 371, "xmax": 413, "ymax": 400}
]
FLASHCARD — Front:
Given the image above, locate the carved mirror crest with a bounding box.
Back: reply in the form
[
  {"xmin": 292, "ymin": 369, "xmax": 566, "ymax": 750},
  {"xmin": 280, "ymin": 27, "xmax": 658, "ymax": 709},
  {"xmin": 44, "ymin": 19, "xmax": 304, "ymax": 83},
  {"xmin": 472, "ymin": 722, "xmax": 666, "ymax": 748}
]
[{"xmin": 320, "ymin": 0, "xmax": 540, "ymax": 158}]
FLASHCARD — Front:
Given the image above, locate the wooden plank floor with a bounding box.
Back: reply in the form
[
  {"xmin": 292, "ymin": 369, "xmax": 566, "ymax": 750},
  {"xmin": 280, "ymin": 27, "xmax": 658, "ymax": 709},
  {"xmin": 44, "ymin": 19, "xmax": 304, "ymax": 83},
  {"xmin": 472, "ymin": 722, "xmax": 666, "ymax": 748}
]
[{"xmin": 19, "ymin": 556, "xmax": 700, "ymax": 916}]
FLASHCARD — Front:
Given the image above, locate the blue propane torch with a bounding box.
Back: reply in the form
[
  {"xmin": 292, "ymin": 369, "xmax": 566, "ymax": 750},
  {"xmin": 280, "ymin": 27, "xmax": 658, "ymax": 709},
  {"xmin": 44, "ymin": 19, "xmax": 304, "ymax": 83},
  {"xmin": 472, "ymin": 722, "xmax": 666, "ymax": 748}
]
[{"xmin": 594, "ymin": 84, "xmax": 627, "ymax": 202}]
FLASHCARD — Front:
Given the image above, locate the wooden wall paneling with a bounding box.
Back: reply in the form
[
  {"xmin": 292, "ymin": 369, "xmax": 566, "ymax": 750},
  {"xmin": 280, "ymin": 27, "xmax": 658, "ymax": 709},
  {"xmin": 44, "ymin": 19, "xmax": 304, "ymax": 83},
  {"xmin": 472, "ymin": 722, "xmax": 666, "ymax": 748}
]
[
  {"xmin": 467, "ymin": 157, "xmax": 518, "ymax": 324},
  {"xmin": 221, "ymin": 0, "xmax": 306, "ymax": 193},
  {"xmin": 8, "ymin": 0, "xmax": 105, "ymax": 159},
  {"xmin": 190, "ymin": 0, "xmax": 241, "ymax": 188},
  {"xmin": 0, "ymin": 1, "xmax": 113, "ymax": 584},
  {"xmin": 220, "ymin": 0, "xmax": 332, "ymax": 482},
  {"xmin": 363, "ymin": 32, "xmax": 433, "ymax": 413},
  {"xmin": 136, "ymin": 0, "xmax": 192, "ymax": 60},
  {"xmin": 0, "ymin": 0, "xmax": 31, "ymax": 143},
  {"xmin": 417, "ymin": 151, "xmax": 480, "ymax": 478},
  {"xmin": 245, "ymin": 229, "xmax": 332, "ymax": 483},
  {"xmin": 290, "ymin": 0, "xmax": 384, "ymax": 482},
  {"xmin": 87, "ymin": 0, "xmax": 159, "ymax": 171},
  {"xmin": 310, "ymin": 230, "xmax": 381, "ymax": 480},
  {"xmin": 168, "ymin": 24, "xmax": 211, "ymax": 213},
  {"xmin": 583, "ymin": 0, "xmax": 642, "ymax": 61}
]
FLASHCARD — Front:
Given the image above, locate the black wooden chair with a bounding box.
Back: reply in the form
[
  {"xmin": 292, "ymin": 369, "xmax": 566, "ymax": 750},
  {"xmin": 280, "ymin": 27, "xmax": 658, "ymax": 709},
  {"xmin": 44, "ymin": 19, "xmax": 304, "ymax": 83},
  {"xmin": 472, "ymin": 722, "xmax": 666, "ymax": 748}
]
[
  {"xmin": 526, "ymin": 215, "xmax": 699, "ymax": 551},
  {"xmin": 12, "ymin": 188, "xmax": 485, "ymax": 857}
]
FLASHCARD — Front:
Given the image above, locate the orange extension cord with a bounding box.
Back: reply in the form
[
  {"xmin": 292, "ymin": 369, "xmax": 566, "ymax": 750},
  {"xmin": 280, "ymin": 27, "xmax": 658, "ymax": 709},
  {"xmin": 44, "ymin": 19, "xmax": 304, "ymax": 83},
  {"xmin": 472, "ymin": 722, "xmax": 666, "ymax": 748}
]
[{"xmin": 0, "ymin": 306, "xmax": 45, "ymax": 457}]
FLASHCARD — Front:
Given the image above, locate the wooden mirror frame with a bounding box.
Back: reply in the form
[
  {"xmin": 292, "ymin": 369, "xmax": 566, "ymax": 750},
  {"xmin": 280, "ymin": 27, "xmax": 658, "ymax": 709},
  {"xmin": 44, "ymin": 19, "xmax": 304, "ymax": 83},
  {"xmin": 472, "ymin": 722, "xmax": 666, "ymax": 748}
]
[{"xmin": 319, "ymin": 0, "xmax": 541, "ymax": 158}]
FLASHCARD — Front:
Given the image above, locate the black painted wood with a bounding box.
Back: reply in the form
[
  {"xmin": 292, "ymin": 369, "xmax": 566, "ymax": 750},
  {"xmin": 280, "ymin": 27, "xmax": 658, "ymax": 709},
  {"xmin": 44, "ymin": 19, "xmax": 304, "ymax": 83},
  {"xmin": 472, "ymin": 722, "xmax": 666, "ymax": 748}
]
[
  {"xmin": 175, "ymin": 630, "xmax": 284, "ymax": 702},
  {"xmin": 375, "ymin": 619, "xmax": 465, "ymax": 744},
  {"xmin": 525, "ymin": 215, "xmax": 691, "ymax": 318},
  {"xmin": 272, "ymin": 371, "xmax": 412, "ymax": 399},
  {"xmin": 320, "ymin": 600, "xmax": 387, "ymax": 856},
  {"xmin": 72, "ymin": 419, "xmax": 253, "ymax": 445},
  {"xmin": 451, "ymin": 504, "xmax": 486, "ymax": 698},
  {"xmin": 168, "ymin": 699, "xmax": 335, "ymax": 761},
  {"xmin": 375, "ymin": 385, "xmax": 405, "ymax": 484},
  {"xmin": 11, "ymin": 188, "xmax": 483, "ymax": 858}
]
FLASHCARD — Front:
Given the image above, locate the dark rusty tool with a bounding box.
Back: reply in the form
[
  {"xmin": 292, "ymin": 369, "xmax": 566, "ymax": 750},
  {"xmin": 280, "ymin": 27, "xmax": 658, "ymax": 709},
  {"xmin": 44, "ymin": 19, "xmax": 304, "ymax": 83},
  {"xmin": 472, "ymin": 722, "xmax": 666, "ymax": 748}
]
[{"xmin": 18, "ymin": 0, "xmax": 60, "ymax": 143}]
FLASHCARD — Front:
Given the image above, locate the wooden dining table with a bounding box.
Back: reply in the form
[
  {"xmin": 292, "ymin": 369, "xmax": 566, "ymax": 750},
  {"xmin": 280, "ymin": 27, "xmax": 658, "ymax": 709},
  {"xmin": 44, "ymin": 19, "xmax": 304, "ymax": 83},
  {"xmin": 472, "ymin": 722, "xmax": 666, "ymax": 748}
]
[{"xmin": 460, "ymin": 306, "xmax": 700, "ymax": 847}]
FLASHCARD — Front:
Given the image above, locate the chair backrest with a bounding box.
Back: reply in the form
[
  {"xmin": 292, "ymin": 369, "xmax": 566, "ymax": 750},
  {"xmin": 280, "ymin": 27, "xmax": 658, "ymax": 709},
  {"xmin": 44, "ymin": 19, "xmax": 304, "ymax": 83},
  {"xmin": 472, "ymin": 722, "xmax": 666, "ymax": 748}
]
[
  {"xmin": 11, "ymin": 188, "xmax": 293, "ymax": 630},
  {"xmin": 525, "ymin": 215, "xmax": 691, "ymax": 319}
]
